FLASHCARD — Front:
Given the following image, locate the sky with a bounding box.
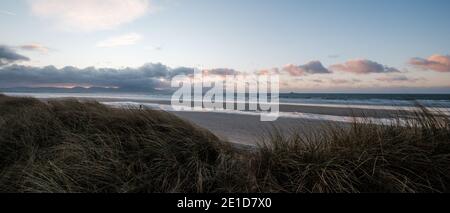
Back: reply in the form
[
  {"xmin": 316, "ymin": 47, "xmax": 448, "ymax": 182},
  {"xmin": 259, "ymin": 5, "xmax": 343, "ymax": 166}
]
[{"xmin": 0, "ymin": 0, "xmax": 450, "ymax": 93}]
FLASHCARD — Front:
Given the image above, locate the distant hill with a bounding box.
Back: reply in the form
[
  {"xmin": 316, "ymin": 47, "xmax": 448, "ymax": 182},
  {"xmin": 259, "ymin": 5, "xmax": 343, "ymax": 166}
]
[{"xmin": 0, "ymin": 86, "xmax": 172, "ymax": 94}]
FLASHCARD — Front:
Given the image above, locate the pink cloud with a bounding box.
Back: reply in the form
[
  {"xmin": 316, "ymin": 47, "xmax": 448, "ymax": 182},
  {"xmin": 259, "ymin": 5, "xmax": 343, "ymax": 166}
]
[
  {"xmin": 19, "ymin": 43, "xmax": 49, "ymax": 53},
  {"xmin": 255, "ymin": 68, "xmax": 280, "ymax": 76},
  {"xmin": 283, "ymin": 64, "xmax": 305, "ymax": 76},
  {"xmin": 330, "ymin": 59, "xmax": 400, "ymax": 74},
  {"xmin": 283, "ymin": 61, "xmax": 331, "ymax": 76},
  {"xmin": 409, "ymin": 54, "xmax": 450, "ymax": 72}
]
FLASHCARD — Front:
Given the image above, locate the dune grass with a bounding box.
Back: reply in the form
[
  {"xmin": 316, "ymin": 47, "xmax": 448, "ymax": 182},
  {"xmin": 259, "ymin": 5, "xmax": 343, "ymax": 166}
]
[{"xmin": 0, "ymin": 94, "xmax": 449, "ymax": 193}]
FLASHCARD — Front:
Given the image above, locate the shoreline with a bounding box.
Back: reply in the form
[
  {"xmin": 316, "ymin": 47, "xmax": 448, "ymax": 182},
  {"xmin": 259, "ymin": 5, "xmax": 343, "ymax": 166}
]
[
  {"xmin": 28, "ymin": 96, "xmax": 430, "ymax": 118},
  {"xmin": 4, "ymin": 92, "xmax": 449, "ymax": 117}
]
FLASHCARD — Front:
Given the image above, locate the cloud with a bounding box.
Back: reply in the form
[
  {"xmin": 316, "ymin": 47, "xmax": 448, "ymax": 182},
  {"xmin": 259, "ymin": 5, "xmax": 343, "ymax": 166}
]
[
  {"xmin": 0, "ymin": 62, "xmax": 223, "ymax": 92},
  {"xmin": 330, "ymin": 59, "xmax": 400, "ymax": 74},
  {"xmin": 0, "ymin": 46, "xmax": 30, "ymax": 66},
  {"xmin": 409, "ymin": 54, "xmax": 450, "ymax": 72},
  {"xmin": 163, "ymin": 67, "xmax": 241, "ymax": 78},
  {"xmin": 330, "ymin": 79, "xmax": 350, "ymax": 84},
  {"xmin": 0, "ymin": 60, "xmax": 252, "ymax": 91},
  {"xmin": 283, "ymin": 61, "xmax": 331, "ymax": 76},
  {"xmin": 96, "ymin": 33, "xmax": 142, "ymax": 48},
  {"xmin": 30, "ymin": 0, "xmax": 151, "ymax": 31},
  {"xmin": 376, "ymin": 75, "xmax": 424, "ymax": 83},
  {"xmin": 204, "ymin": 68, "xmax": 239, "ymax": 76},
  {"xmin": 168, "ymin": 67, "xmax": 196, "ymax": 77},
  {"xmin": 255, "ymin": 68, "xmax": 280, "ymax": 76},
  {"xmin": 0, "ymin": 10, "xmax": 16, "ymax": 16},
  {"xmin": 19, "ymin": 43, "xmax": 50, "ymax": 53}
]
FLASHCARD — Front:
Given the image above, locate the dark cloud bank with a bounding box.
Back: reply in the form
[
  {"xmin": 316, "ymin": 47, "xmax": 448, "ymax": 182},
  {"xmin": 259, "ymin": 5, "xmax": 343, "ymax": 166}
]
[
  {"xmin": 0, "ymin": 63, "xmax": 198, "ymax": 92},
  {"xmin": 0, "ymin": 45, "xmax": 29, "ymax": 66}
]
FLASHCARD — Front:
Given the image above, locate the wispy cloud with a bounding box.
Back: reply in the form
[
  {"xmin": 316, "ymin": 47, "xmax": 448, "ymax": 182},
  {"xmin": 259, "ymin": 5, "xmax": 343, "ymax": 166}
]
[
  {"xmin": 203, "ymin": 68, "xmax": 239, "ymax": 76},
  {"xmin": 330, "ymin": 79, "xmax": 351, "ymax": 84},
  {"xmin": 330, "ymin": 59, "xmax": 400, "ymax": 74},
  {"xmin": 376, "ymin": 75, "xmax": 424, "ymax": 83},
  {"xmin": 30, "ymin": 0, "xmax": 151, "ymax": 32},
  {"xmin": 19, "ymin": 43, "xmax": 50, "ymax": 53},
  {"xmin": 96, "ymin": 33, "xmax": 142, "ymax": 48},
  {"xmin": 0, "ymin": 10, "xmax": 16, "ymax": 16},
  {"xmin": 409, "ymin": 54, "xmax": 450, "ymax": 72}
]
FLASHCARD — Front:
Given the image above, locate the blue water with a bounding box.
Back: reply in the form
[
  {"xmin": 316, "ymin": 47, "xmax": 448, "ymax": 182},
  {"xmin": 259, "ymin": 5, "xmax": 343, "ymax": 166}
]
[{"xmin": 279, "ymin": 93, "xmax": 450, "ymax": 108}]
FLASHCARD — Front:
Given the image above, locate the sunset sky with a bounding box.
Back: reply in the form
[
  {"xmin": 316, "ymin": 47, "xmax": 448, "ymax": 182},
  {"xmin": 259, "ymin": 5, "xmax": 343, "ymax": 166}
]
[{"xmin": 1, "ymin": 0, "xmax": 450, "ymax": 93}]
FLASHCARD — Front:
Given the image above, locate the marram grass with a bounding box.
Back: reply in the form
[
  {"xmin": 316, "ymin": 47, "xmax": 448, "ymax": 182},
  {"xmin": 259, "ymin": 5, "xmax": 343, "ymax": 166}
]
[{"xmin": 0, "ymin": 94, "xmax": 449, "ymax": 193}]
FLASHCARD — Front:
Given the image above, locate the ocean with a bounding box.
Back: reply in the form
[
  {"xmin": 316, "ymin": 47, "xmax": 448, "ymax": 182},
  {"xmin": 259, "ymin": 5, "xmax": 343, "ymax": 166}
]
[{"xmin": 280, "ymin": 93, "xmax": 450, "ymax": 108}]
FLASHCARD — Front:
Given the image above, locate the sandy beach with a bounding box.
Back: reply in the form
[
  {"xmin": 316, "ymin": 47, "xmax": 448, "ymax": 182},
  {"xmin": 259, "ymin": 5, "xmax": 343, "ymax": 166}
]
[
  {"xmin": 173, "ymin": 111, "xmax": 340, "ymax": 145},
  {"xmin": 93, "ymin": 98, "xmax": 416, "ymax": 118}
]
